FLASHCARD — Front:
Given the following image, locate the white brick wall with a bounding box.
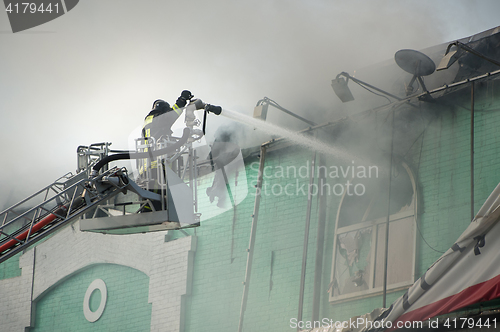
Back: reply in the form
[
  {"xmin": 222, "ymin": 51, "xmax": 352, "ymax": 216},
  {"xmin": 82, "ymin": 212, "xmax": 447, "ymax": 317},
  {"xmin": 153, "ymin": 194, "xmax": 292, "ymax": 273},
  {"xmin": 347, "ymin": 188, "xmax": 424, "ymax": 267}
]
[
  {"xmin": 0, "ymin": 250, "xmax": 34, "ymax": 332},
  {"xmin": 149, "ymin": 236, "xmax": 196, "ymax": 332},
  {"xmin": 0, "ymin": 220, "xmax": 196, "ymax": 331}
]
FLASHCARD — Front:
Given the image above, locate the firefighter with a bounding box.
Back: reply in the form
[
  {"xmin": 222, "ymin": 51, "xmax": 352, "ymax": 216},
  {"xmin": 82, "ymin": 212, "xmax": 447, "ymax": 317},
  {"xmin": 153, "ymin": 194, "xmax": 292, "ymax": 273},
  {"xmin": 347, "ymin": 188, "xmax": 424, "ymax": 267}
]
[
  {"xmin": 139, "ymin": 90, "xmax": 193, "ymax": 190},
  {"xmin": 137, "ymin": 90, "xmax": 193, "ymax": 215}
]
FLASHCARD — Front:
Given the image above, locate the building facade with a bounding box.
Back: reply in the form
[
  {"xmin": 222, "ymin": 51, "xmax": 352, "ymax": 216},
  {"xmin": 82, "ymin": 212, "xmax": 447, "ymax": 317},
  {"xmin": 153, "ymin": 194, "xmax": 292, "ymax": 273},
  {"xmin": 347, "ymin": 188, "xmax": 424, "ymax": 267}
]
[{"xmin": 1, "ymin": 27, "xmax": 500, "ymax": 331}]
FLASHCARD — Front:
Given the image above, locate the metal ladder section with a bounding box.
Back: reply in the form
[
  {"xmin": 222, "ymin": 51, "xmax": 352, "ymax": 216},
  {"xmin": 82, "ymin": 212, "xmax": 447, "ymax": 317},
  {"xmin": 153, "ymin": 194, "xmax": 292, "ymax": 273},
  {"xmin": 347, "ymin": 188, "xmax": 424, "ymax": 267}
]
[{"xmin": 0, "ymin": 168, "xmax": 128, "ymax": 264}]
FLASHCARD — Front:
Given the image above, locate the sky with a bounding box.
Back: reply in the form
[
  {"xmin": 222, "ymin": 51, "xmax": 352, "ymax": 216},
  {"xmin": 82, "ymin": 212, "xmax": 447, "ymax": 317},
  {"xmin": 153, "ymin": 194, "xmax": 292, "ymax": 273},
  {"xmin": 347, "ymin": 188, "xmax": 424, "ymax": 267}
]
[{"xmin": 1, "ymin": 0, "xmax": 500, "ymax": 209}]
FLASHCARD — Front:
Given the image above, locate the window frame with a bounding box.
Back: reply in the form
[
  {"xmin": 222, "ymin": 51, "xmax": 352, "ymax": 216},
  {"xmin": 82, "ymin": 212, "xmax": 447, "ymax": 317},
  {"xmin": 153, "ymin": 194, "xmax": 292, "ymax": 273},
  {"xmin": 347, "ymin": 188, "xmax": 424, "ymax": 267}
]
[{"xmin": 329, "ymin": 161, "xmax": 418, "ymax": 303}]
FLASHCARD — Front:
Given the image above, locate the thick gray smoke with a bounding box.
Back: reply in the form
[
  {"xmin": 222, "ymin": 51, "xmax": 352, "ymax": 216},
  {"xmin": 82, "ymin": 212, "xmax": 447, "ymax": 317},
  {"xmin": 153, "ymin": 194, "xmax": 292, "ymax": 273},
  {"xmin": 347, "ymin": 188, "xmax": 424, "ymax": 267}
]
[{"xmin": 1, "ymin": 0, "xmax": 500, "ymax": 209}]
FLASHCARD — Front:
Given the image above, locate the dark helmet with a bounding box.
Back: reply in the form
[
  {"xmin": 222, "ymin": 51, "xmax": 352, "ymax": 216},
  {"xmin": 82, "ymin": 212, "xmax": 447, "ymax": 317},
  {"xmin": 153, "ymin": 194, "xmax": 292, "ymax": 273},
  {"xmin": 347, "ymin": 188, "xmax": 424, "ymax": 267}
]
[{"xmin": 151, "ymin": 99, "xmax": 171, "ymax": 112}]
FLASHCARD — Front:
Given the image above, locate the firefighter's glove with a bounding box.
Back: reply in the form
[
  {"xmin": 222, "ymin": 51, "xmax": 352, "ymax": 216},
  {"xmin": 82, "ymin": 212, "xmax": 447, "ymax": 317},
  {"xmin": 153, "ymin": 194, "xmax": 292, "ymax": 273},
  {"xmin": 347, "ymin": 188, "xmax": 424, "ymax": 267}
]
[
  {"xmin": 181, "ymin": 90, "xmax": 193, "ymax": 100},
  {"xmin": 176, "ymin": 90, "xmax": 193, "ymax": 108}
]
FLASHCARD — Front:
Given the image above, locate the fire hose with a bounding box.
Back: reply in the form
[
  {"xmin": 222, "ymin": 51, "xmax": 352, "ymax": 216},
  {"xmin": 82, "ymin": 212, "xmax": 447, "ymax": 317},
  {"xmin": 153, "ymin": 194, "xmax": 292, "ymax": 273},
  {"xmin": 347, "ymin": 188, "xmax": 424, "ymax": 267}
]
[{"xmin": 90, "ymin": 127, "xmax": 191, "ymax": 176}]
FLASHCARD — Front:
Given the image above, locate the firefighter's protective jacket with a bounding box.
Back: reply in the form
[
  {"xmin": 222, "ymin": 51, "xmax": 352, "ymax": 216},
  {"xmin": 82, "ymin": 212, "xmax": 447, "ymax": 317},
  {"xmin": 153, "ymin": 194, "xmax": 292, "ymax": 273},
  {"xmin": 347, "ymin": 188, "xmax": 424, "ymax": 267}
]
[
  {"xmin": 140, "ymin": 102, "xmax": 184, "ymax": 176},
  {"xmin": 142, "ymin": 103, "xmax": 184, "ymax": 139}
]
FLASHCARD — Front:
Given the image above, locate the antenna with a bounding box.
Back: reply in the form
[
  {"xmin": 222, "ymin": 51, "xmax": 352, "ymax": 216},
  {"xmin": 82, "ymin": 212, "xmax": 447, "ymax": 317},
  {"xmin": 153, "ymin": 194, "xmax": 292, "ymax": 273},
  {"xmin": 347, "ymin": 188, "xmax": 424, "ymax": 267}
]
[{"xmin": 395, "ymin": 49, "xmax": 436, "ymax": 96}]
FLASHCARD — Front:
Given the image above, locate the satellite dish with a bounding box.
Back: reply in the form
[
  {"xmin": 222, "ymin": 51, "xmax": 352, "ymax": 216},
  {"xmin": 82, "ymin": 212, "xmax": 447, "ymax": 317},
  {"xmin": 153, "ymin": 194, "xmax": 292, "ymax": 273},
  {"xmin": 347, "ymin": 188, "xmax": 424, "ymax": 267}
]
[
  {"xmin": 395, "ymin": 49, "xmax": 436, "ymax": 76},
  {"xmin": 395, "ymin": 49, "xmax": 436, "ymax": 96}
]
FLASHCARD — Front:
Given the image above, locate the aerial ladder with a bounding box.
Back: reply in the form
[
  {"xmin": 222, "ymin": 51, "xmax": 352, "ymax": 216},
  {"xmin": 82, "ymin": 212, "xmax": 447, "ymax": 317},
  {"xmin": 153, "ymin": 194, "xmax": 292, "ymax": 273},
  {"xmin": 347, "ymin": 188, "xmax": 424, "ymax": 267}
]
[{"xmin": 0, "ymin": 99, "xmax": 229, "ymax": 264}]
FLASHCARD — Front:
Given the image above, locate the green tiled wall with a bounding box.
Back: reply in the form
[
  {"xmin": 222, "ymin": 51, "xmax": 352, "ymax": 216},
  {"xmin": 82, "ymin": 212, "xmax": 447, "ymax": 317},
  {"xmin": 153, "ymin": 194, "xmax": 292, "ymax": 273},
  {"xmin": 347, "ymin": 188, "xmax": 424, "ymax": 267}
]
[
  {"xmin": 184, "ymin": 84, "xmax": 500, "ymax": 331},
  {"xmin": 31, "ymin": 264, "xmax": 151, "ymax": 332}
]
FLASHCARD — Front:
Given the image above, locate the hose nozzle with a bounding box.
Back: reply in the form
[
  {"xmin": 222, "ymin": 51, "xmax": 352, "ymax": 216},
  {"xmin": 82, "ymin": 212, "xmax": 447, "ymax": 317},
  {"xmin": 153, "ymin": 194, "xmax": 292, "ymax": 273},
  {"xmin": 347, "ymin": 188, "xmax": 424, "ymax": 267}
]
[{"xmin": 205, "ymin": 104, "xmax": 222, "ymax": 115}]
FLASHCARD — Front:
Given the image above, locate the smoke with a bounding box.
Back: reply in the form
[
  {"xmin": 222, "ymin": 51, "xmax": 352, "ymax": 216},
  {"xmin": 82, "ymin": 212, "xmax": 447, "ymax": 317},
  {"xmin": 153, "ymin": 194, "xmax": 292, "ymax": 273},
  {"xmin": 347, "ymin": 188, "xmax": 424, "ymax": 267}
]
[{"xmin": 1, "ymin": 0, "xmax": 500, "ymax": 208}]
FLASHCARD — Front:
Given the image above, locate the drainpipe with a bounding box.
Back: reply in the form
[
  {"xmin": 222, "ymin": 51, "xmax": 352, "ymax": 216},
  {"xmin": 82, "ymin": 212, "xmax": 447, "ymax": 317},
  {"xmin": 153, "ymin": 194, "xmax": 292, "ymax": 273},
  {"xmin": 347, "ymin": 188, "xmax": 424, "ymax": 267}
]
[
  {"xmin": 297, "ymin": 151, "xmax": 317, "ymax": 331},
  {"xmin": 471, "ymin": 82, "xmax": 475, "ymax": 222},
  {"xmin": 29, "ymin": 247, "xmax": 36, "ymax": 328},
  {"xmin": 382, "ymin": 110, "xmax": 395, "ymax": 308},
  {"xmin": 312, "ymin": 155, "xmax": 327, "ymax": 322},
  {"xmin": 238, "ymin": 144, "xmax": 267, "ymax": 332}
]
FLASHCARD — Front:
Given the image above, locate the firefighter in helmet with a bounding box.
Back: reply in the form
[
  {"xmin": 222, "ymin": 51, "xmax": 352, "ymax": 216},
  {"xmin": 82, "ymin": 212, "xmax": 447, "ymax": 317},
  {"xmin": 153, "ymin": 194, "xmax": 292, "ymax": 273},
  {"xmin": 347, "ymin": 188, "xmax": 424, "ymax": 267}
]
[
  {"xmin": 142, "ymin": 90, "xmax": 193, "ymax": 139},
  {"xmin": 139, "ymin": 90, "xmax": 193, "ymax": 186}
]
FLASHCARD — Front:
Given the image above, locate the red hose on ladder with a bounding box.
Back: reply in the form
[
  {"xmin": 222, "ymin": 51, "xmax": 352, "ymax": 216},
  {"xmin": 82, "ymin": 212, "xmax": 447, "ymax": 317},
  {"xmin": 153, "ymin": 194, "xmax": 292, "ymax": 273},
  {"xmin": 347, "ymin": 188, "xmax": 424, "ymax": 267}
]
[{"xmin": 0, "ymin": 205, "xmax": 68, "ymax": 254}]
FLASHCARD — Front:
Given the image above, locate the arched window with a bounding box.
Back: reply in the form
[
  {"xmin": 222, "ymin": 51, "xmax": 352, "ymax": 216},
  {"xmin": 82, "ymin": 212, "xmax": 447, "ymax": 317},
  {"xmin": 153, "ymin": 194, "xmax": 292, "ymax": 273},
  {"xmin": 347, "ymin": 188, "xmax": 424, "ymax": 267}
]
[{"xmin": 329, "ymin": 160, "xmax": 417, "ymax": 302}]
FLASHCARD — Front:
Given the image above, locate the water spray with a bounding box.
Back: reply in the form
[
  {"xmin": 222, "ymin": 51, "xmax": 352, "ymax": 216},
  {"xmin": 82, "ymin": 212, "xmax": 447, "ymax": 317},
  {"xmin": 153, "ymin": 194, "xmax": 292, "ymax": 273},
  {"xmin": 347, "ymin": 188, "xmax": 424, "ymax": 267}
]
[{"xmin": 219, "ymin": 107, "xmax": 359, "ymax": 162}]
